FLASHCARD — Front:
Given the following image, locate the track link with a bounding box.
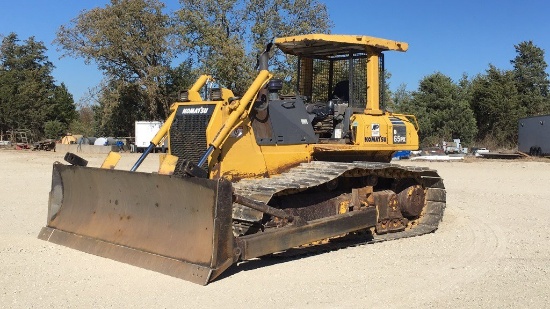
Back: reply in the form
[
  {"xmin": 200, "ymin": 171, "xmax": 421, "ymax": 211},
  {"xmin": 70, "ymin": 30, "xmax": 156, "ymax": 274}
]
[{"xmin": 233, "ymin": 161, "xmax": 446, "ymax": 248}]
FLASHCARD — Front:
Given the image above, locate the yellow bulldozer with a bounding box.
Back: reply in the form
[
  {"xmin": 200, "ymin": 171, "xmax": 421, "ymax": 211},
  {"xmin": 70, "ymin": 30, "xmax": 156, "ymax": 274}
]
[{"xmin": 38, "ymin": 34, "xmax": 446, "ymax": 285}]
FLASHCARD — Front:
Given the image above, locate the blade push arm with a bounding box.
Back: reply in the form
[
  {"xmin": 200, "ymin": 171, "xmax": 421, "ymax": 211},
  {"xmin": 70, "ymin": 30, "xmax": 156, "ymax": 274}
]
[
  {"xmin": 130, "ymin": 110, "xmax": 177, "ymax": 172},
  {"xmin": 197, "ymin": 69, "xmax": 272, "ymax": 166}
]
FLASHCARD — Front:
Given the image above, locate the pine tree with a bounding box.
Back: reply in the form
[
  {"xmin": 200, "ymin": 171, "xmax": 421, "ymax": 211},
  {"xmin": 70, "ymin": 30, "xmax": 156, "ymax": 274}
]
[
  {"xmin": 511, "ymin": 41, "xmax": 550, "ymax": 115},
  {"xmin": 0, "ymin": 33, "xmax": 76, "ymax": 138},
  {"xmin": 404, "ymin": 73, "xmax": 477, "ymax": 146},
  {"xmin": 470, "ymin": 65, "xmax": 520, "ymax": 147}
]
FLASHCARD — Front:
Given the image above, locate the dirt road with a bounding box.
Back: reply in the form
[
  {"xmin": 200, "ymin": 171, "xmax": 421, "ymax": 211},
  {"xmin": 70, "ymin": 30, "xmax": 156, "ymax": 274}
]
[{"xmin": 0, "ymin": 150, "xmax": 548, "ymax": 308}]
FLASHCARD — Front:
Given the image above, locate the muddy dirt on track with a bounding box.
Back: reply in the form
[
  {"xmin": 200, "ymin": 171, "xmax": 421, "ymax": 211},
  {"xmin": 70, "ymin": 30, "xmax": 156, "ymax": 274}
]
[{"xmin": 0, "ymin": 150, "xmax": 549, "ymax": 308}]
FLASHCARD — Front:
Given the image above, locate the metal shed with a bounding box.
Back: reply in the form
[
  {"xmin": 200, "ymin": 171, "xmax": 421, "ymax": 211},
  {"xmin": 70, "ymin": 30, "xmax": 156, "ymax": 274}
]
[{"xmin": 518, "ymin": 114, "xmax": 550, "ymax": 156}]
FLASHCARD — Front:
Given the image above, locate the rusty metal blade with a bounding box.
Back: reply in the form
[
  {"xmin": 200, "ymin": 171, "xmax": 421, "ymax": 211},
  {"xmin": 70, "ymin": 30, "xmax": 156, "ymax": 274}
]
[{"xmin": 38, "ymin": 163, "xmax": 235, "ymax": 285}]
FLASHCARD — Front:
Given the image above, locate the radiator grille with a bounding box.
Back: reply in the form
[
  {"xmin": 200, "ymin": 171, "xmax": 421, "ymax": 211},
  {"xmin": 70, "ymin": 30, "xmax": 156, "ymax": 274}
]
[{"xmin": 169, "ymin": 105, "xmax": 215, "ymax": 167}]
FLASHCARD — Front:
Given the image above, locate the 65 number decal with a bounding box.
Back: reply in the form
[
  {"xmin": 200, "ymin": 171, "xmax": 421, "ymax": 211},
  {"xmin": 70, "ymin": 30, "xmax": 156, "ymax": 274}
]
[{"xmin": 394, "ymin": 135, "xmax": 406, "ymax": 143}]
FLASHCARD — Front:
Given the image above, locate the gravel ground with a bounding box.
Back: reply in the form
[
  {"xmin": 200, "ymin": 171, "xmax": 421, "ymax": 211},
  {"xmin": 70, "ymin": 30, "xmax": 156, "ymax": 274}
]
[{"xmin": 0, "ymin": 150, "xmax": 549, "ymax": 308}]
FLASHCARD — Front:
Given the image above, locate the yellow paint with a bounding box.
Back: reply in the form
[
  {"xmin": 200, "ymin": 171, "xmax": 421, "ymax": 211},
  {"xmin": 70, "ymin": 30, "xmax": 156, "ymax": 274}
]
[
  {"xmin": 205, "ymin": 102, "xmax": 229, "ymax": 149},
  {"xmin": 158, "ymin": 154, "xmax": 179, "ymax": 175},
  {"xmin": 220, "ymin": 88, "xmax": 235, "ymax": 101},
  {"xmin": 207, "ymin": 114, "xmax": 310, "ymax": 180},
  {"xmin": 61, "ymin": 134, "xmax": 80, "ymax": 144},
  {"xmin": 275, "ymin": 34, "xmax": 408, "ymax": 54},
  {"xmin": 350, "ymin": 113, "xmax": 419, "ymax": 150},
  {"xmin": 158, "ymin": 153, "xmax": 166, "ymax": 165},
  {"xmin": 188, "ymin": 75, "xmax": 211, "ymax": 101},
  {"xmin": 161, "ymin": 102, "xmax": 418, "ymax": 178},
  {"xmin": 100, "ymin": 152, "xmax": 121, "ymax": 169},
  {"xmin": 210, "ymin": 70, "xmax": 272, "ymax": 150},
  {"xmin": 366, "ymin": 49, "xmax": 382, "ymax": 114},
  {"xmin": 155, "ymin": 33, "xmax": 420, "ymax": 179},
  {"xmin": 339, "ymin": 201, "xmax": 349, "ymax": 214},
  {"xmin": 216, "ymin": 129, "xmax": 268, "ymax": 180},
  {"xmin": 151, "ymin": 110, "xmax": 177, "ymax": 146},
  {"xmin": 260, "ymin": 144, "xmax": 311, "ymax": 175}
]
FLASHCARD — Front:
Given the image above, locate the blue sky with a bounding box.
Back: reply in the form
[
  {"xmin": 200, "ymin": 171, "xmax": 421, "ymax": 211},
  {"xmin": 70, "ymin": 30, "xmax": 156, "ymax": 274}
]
[{"xmin": 1, "ymin": 0, "xmax": 549, "ymax": 104}]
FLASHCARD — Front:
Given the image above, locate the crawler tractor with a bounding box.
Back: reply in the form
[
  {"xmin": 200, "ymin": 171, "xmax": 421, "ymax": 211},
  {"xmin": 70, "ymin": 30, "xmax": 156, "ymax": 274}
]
[{"xmin": 39, "ymin": 34, "xmax": 446, "ymax": 285}]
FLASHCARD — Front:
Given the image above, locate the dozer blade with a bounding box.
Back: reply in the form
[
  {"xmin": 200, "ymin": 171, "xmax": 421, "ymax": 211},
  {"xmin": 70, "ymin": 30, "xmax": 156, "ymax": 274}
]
[{"xmin": 38, "ymin": 163, "xmax": 235, "ymax": 285}]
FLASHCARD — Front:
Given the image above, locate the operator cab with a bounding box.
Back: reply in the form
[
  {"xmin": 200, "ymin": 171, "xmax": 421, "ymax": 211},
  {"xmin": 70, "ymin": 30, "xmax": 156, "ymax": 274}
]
[{"xmin": 272, "ymin": 34, "xmax": 408, "ymax": 142}]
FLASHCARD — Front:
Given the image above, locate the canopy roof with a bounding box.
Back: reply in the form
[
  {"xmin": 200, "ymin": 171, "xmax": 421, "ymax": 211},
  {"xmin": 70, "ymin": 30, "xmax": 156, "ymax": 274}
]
[{"xmin": 274, "ymin": 34, "xmax": 408, "ymax": 59}]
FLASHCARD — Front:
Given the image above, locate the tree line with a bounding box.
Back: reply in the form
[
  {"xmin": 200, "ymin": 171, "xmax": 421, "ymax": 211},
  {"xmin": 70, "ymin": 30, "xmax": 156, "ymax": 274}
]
[
  {"xmin": 388, "ymin": 41, "xmax": 550, "ymax": 148},
  {"xmin": 0, "ymin": 33, "xmax": 77, "ymax": 140},
  {"xmin": 1, "ymin": 0, "xmax": 549, "ymax": 150}
]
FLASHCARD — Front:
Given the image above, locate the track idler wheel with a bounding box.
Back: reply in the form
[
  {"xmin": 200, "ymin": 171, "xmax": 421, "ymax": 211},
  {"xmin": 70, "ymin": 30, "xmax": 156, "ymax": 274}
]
[
  {"xmin": 397, "ymin": 185, "xmax": 426, "ymax": 217},
  {"xmin": 373, "ymin": 190, "xmax": 408, "ymax": 234}
]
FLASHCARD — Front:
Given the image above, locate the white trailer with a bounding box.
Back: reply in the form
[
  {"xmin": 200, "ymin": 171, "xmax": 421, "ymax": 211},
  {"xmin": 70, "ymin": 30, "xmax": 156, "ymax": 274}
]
[
  {"xmin": 135, "ymin": 121, "xmax": 163, "ymax": 153},
  {"xmin": 518, "ymin": 115, "xmax": 550, "ymax": 156}
]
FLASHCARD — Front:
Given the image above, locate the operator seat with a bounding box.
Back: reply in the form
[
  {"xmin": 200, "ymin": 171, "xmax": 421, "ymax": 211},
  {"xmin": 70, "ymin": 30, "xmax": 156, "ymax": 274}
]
[{"xmin": 331, "ymin": 80, "xmax": 349, "ymax": 101}]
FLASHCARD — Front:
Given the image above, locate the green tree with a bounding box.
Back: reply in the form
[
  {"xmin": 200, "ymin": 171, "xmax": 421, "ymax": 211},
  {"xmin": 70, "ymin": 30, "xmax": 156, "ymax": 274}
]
[
  {"xmin": 0, "ymin": 33, "xmax": 76, "ymax": 138},
  {"xmin": 470, "ymin": 65, "xmax": 521, "ymax": 147},
  {"xmin": 55, "ymin": 0, "xmax": 176, "ymax": 125},
  {"xmin": 381, "ymin": 70, "xmax": 393, "ymax": 110},
  {"xmin": 401, "ymin": 72, "xmax": 477, "ymax": 146},
  {"xmin": 94, "ymin": 81, "xmax": 148, "ymax": 137},
  {"xmin": 44, "ymin": 120, "xmax": 66, "ymax": 139},
  {"xmin": 165, "ymin": 59, "xmax": 198, "ymax": 101},
  {"xmin": 69, "ymin": 104, "xmax": 96, "ymax": 137},
  {"xmin": 458, "ymin": 73, "xmax": 472, "ymax": 105},
  {"xmin": 175, "ymin": 0, "xmax": 332, "ymax": 95},
  {"xmin": 391, "ymin": 83, "xmax": 413, "ymax": 115},
  {"xmin": 55, "ymin": 0, "xmax": 332, "ymax": 136},
  {"xmin": 49, "ymin": 83, "xmax": 78, "ymax": 130},
  {"xmin": 511, "ymin": 41, "xmax": 550, "ymax": 115}
]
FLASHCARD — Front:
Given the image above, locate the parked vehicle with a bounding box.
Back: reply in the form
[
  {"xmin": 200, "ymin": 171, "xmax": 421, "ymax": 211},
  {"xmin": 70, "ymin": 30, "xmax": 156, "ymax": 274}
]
[
  {"xmin": 135, "ymin": 121, "xmax": 164, "ymax": 153},
  {"xmin": 39, "ymin": 34, "xmax": 446, "ymax": 285}
]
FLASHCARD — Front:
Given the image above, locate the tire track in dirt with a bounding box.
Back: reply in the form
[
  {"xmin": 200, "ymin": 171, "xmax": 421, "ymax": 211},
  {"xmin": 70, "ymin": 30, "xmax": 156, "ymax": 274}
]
[
  {"xmin": 390, "ymin": 203, "xmax": 508, "ymax": 307},
  {"xmin": 339, "ymin": 202, "xmax": 508, "ymax": 308}
]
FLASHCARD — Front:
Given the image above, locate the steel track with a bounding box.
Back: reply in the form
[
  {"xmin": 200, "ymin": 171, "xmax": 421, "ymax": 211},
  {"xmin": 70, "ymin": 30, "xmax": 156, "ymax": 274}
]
[{"xmin": 233, "ymin": 161, "xmax": 446, "ymax": 256}]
